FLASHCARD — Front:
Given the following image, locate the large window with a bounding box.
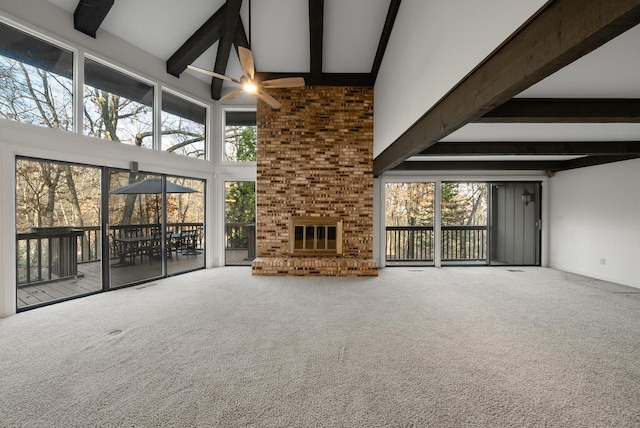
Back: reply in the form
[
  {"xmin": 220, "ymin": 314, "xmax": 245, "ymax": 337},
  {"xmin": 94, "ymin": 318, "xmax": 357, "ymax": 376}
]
[
  {"xmin": 83, "ymin": 58, "xmax": 154, "ymax": 147},
  {"xmin": 441, "ymin": 182, "xmax": 488, "ymax": 264},
  {"xmin": 385, "ymin": 182, "xmax": 435, "ymax": 265},
  {"xmin": 1, "ymin": 20, "xmax": 211, "ymax": 160},
  {"xmin": 161, "ymin": 91, "xmax": 206, "ymax": 159},
  {"xmin": 225, "ymin": 181, "xmax": 256, "ymax": 265},
  {"xmin": 224, "ymin": 110, "xmax": 256, "ymax": 162},
  {"xmin": 0, "ymin": 21, "xmax": 73, "ymax": 130}
]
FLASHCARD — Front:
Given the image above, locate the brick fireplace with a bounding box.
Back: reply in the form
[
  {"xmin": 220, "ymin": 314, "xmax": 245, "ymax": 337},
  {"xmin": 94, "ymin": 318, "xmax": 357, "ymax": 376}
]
[{"xmin": 251, "ymin": 86, "xmax": 377, "ymax": 276}]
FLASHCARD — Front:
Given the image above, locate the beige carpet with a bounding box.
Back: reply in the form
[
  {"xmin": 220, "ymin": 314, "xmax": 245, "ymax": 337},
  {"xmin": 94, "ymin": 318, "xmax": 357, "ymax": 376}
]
[{"xmin": 1, "ymin": 267, "xmax": 639, "ymax": 427}]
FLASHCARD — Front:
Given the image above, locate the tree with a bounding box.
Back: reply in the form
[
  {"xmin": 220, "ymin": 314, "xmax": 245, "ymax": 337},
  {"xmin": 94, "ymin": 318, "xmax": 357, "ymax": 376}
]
[
  {"xmin": 5, "ymin": 54, "xmax": 206, "ymax": 231},
  {"xmin": 224, "ymin": 181, "xmax": 255, "ymax": 249},
  {"xmin": 224, "ymin": 125, "xmax": 256, "ymax": 161}
]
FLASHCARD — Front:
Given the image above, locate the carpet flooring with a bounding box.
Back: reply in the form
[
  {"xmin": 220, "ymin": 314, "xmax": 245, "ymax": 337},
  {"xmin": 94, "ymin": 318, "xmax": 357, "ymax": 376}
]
[{"xmin": 1, "ymin": 267, "xmax": 639, "ymax": 427}]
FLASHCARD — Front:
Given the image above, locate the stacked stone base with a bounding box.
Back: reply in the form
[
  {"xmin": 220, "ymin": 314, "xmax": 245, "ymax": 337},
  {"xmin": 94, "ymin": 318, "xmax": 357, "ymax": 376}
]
[{"xmin": 252, "ymin": 257, "xmax": 378, "ymax": 276}]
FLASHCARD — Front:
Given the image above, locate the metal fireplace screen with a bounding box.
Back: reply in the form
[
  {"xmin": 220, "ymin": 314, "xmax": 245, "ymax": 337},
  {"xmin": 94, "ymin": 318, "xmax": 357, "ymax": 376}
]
[{"xmin": 289, "ymin": 217, "xmax": 343, "ymax": 256}]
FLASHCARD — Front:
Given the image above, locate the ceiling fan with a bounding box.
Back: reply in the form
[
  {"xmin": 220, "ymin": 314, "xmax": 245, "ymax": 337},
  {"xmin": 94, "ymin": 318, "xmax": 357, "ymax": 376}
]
[{"xmin": 187, "ymin": 46, "xmax": 305, "ymax": 109}]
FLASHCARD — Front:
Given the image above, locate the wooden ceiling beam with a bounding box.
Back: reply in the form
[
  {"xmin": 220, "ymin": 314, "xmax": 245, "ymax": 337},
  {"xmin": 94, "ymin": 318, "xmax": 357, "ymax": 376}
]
[
  {"xmin": 477, "ymin": 98, "xmax": 640, "ymax": 123},
  {"xmin": 419, "ymin": 141, "xmax": 640, "ymax": 156},
  {"xmin": 211, "ymin": 0, "xmax": 244, "ymax": 100},
  {"xmin": 73, "ymin": 0, "xmax": 114, "ymax": 38},
  {"xmin": 373, "ymin": 0, "xmax": 640, "ymax": 176},
  {"xmin": 371, "ymin": 0, "xmax": 401, "ymax": 83},
  {"xmin": 561, "ymin": 154, "xmax": 640, "ymax": 170},
  {"xmin": 233, "ymin": 15, "xmax": 250, "ymax": 50},
  {"xmin": 391, "ymin": 160, "xmax": 566, "ymax": 172},
  {"xmin": 309, "ymin": 0, "xmax": 324, "ymax": 79},
  {"xmin": 166, "ymin": 4, "xmax": 228, "ymax": 77},
  {"xmin": 391, "ymin": 155, "xmax": 639, "ymax": 172}
]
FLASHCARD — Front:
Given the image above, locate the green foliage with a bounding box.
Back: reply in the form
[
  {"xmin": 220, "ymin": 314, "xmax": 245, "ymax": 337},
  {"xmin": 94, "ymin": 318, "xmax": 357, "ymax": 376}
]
[
  {"xmin": 224, "ymin": 181, "xmax": 256, "ymax": 249},
  {"xmin": 225, "ymin": 125, "xmax": 257, "ymax": 162},
  {"xmin": 225, "ymin": 181, "xmax": 255, "ymax": 223},
  {"xmin": 237, "ymin": 126, "xmax": 257, "ymax": 161}
]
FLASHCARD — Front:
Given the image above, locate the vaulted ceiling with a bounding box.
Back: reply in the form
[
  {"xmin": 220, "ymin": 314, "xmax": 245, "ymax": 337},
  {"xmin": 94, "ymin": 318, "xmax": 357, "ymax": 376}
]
[
  {"xmin": 52, "ymin": 0, "xmax": 399, "ymax": 98},
  {"xmin": 46, "ymin": 0, "xmax": 640, "ymax": 175}
]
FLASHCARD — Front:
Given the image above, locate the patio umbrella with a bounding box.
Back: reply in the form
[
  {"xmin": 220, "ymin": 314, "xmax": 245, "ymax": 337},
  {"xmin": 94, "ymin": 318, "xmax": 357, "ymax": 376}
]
[{"xmin": 110, "ymin": 178, "xmax": 198, "ymax": 224}]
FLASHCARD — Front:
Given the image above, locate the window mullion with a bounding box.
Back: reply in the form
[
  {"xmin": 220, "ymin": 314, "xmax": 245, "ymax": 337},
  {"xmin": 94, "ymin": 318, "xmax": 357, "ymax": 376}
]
[
  {"xmin": 74, "ymin": 50, "xmax": 84, "ymax": 135},
  {"xmin": 154, "ymin": 84, "xmax": 161, "ymax": 151}
]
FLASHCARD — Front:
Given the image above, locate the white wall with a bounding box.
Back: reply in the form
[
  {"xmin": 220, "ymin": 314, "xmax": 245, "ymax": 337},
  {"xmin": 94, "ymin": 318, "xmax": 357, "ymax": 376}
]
[
  {"xmin": 549, "ymin": 159, "xmax": 640, "ymax": 288},
  {"xmin": 373, "ymin": 0, "xmax": 547, "ymax": 157}
]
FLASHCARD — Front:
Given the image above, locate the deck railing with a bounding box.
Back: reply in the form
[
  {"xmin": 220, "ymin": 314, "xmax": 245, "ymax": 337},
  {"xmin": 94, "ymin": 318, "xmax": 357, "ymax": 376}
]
[
  {"xmin": 225, "ymin": 222, "xmax": 256, "ymax": 259},
  {"xmin": 16, "ymin": 223, "xmax": 204, "ymax": 286},
  {"xmin": 386, "ymin": 225, "xmax": 487, "ymax": 262}
]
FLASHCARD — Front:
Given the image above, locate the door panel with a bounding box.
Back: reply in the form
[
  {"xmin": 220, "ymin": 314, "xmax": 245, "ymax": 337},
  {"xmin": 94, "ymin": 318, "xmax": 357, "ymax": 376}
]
[
  {"xmin": 108, "ymin": 171, "xmax": 163, "ymax": 288},
  {"xmin": 490, "ymin": 182, "xmax": 540, "ymax": 266}
]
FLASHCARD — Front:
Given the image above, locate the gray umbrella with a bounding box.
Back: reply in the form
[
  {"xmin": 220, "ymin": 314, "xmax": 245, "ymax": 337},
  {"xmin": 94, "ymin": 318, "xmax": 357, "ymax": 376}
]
[{"xmin": 110, "ymin": 178, "xmax": 199, "ymax": 223}]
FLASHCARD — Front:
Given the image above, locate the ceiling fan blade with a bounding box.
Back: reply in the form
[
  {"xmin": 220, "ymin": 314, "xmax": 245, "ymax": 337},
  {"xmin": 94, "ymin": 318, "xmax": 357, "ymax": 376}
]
[
  {"xmin": 220, "ymin": 88, "xmax": 244, "ymax": 102},
  {"xmin": 238, "ymin": 46, "xmax": 255, "ymax": 80},
  {"xmin": 262, "ymin": 77, "xmax": 306, "ymax": 88},
  {"xmin": 256, "ymin": 91, "xmax": 282, "ymax": 109},
  {"xmin": 187, "ymin": 65, "xmax": 240, "ymax": 83}
]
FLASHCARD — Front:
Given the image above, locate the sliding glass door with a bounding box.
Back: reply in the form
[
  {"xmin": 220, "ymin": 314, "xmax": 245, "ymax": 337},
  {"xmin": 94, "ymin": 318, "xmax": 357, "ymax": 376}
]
[
  {"xmin": 107, "ymin": 171, "xmax": 164, "ymax": 288},
  {"xmin": 385, "ymin": 182, "xmax": 436, "ymax": 266},
  {"xmin": 107, "ymin": 171, "xmax": 206, "ymax": 287},
  {"xmin": 15, "ymin": 158, "xmax": 102, "ymax": 309},
  {"xmin": 441, "ymin": 182, "xmax": 488, "ymax": 265},
  {"xmin": 16, "ymin": 158, "xmax": 206, "ymax": 310},
  {"xmin": 384, "ymin": 180, "xmax": 541, "ymax": 267},
  {"xmin": 166, "ymin": 176, "xmax": 206, "ymax": 275}
]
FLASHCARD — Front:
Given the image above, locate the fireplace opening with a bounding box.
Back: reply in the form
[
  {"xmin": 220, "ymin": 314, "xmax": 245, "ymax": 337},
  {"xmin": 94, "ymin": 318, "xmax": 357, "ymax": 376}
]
[{"xmin": 289, "ymin": 217, "xmax": 342, "ymax": 256}]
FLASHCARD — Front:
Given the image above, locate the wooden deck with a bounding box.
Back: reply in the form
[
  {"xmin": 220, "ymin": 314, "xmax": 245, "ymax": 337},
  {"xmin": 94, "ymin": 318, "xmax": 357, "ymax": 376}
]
[
  {"xmin": 225, "ymin": 249, "xmax": 252, "ymax": 265},
  {"xmin": 17, "ymin": 253, "xmax": 205, "ymax": 309}
]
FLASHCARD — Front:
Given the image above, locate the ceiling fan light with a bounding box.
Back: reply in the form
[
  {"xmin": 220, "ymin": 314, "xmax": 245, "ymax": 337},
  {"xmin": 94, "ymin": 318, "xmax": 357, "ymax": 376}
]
[{"xmin": 243, "ymin": 82, "xmax": 257, "ymax": 94}]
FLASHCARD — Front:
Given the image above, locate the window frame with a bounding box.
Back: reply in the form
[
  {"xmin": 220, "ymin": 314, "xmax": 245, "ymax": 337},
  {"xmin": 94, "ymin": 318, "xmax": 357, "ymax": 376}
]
[
  {"xmin": 160, "ymin": 87, "xmax": 209, "ymax": 160},
  {"xmin": 82, "ymin": 54, "xmax": 157, "ymax": 148},
  {"xmin": 0, "ymin": 16, "xmax": 78, "ymax": 132}
]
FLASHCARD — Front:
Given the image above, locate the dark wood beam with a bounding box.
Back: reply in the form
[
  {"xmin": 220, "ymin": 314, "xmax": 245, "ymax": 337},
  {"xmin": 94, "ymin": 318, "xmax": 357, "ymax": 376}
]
[
  {"xmin": 373, "ymin": 0, "xmax": 640, "ymax": 176},
  {"xmin": 419, "ymin": 141, "xmax": 640, "ymax": 156},
  {"xmin": 477, "ymin": 98, "xmax": 640, "ymax": 123},
  {"xmin": 392, "ymin": 155, "xmax": 639, "ymax": 172},
  {"xmin": 233, "ymin": 16, "xmax": 250, "ymax": 50},
  {"xmin": 211, "ymin": 0, "xmax": 244, "ymax": 100},
  {"xmin": 73, "ymin": 0, "xmax": 114, "ymax": 38},
  {"xmin": 166, "ymin": 4, "xmax": 228, "ymax": 77},
  {"xmin": 392, "ymin": 160, "xmax": 566, "ymax": 171},
  {"xmin": 255, "ymin": 72, "xmax": 373, "ymax": 86},
  {"xmin": 562, "ymin": 154, "xmax": 640, "ymax": 170},
  {"xmin": 371, "ymin": 0, "xmax": 401, "ymax": 83},
  {"xmin": 309, "ymin": 0, "xmax": 324, "ymax": 79}
]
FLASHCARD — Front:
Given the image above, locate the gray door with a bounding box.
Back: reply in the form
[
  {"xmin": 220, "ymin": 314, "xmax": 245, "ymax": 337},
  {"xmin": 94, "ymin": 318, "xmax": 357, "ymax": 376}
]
[{"xmin": 490, "ymin": 182, "xmax": 541, "ymax": 266}]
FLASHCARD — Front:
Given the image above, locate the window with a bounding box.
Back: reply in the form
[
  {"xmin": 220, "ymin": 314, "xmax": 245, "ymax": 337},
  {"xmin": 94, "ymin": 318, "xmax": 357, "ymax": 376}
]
[
  {"xmin": 224, "ymin": 181, "xmax": 256, "ymax": 265},
  {"xmin": 83, "ymin": 58, "xmax": 154, "ymax": 147},
  {"xmin": 224, "ymin": 110, "xmax": 256, "ymax": 162},
  {"xmin": 161, "ymin": 91, "xmax": 206, "ymax": 159},
  {"xmin": 0, "ymin": 21, "xmax": 73, "ymax": 130},
  {"xmin": 385, "ymin": 182, "xmax": 435, "ymax": 265}
]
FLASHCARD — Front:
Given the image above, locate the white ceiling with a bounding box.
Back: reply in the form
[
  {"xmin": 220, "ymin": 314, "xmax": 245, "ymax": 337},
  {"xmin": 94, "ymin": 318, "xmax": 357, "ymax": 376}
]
[
  {"xmin": 47, "ymin": 0, "xmax": 389, "ymax": 81},
  {"xmin": 44, "ymin": 1, "xmax": 640, "ymax": 165},
  {"xmin": 438, "ymin": 23, "xmax": 640, "ymax": 146},
  {"xmin": 518, "ymin": 23, "xmax": 640, "ymax": 99}
]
